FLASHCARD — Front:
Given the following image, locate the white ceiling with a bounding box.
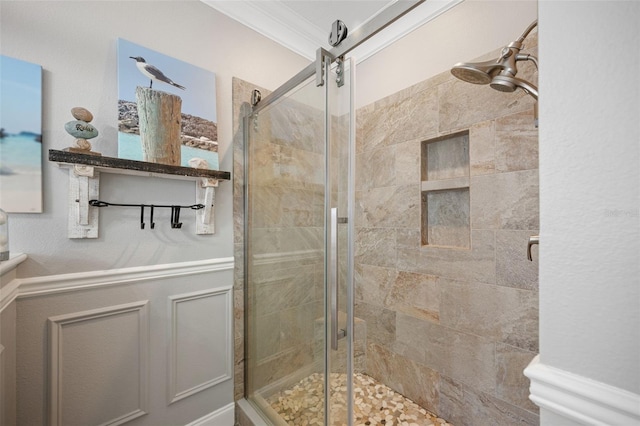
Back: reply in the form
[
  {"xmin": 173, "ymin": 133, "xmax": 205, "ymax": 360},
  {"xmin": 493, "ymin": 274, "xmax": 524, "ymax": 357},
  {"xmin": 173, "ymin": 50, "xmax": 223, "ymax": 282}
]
[{"xmin": 202, "ymin": 0, "xmax": 463, "ymax": 62}]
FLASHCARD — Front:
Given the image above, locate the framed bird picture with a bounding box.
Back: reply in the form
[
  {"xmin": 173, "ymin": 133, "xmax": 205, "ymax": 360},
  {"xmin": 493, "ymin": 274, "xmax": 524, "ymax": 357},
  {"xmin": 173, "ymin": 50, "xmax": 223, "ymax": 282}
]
[{"xmin": 117, "ymin": 38, "xmax": 219, "ymax": 170}]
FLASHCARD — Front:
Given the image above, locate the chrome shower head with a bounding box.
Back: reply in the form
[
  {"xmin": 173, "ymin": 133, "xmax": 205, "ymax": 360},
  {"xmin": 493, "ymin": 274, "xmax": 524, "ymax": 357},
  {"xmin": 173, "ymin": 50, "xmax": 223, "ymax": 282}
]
[
  {"xmin": 490, "ymin": 75, "xmax": 538, "ymax": 100},
  {"xmin": 450, "ymin": 19, "xmax": 539, "ymax": 102},
  {"xmin": 450, "ymin": 59, "xmax": 503, "ymax": 85}
]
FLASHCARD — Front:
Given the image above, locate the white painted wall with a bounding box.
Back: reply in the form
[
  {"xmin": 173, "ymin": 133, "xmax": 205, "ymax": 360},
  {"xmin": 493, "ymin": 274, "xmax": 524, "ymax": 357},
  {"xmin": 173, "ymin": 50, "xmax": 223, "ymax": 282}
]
[
  {"xmin": 0, "ymin": 0, "xmax": 309, "ymax": 277},
  {"xmin": 356, "ymin": 0, "xmax": 538, "ymax": 107},
  {"xmin": 538, "ymin": 0, "xmax": 640, "ymax": 397}
]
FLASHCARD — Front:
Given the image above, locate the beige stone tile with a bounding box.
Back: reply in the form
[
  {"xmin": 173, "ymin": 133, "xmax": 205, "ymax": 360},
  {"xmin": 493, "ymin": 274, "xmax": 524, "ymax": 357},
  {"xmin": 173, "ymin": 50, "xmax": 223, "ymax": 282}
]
[
  {"xmin": 424, "ymin": 188, "xmax": 471, "ymax": 249},
  {"xmin": 396, "ymin": 139, "xmax": 421, "ymax": 186},
  {"xmin": 366, "ymin": 343, "xmax": 441, "ymax": 414},
  {"xmin": 385, "ymin": 271, "xmax": 441, "ymax": 323},
  {"xmin": 417, "ymin": 230, "xmax": 496, "ymax": 284},
  {"xmin": 252, "ymin": 344, "xmax": 314, "ymax": 391},
  {"xmin": 395, "ymin": 313, "xmax": 496, "ymax": 393},
  {"xmin": 469, "ymin": 119, "xmax": 496, "ymax": 176},
  {"xmin": 439, "ymin": 375, "xmax": 539, "ymax": 426},
  {"xmin": 255, "ymin": 311, "xmax": 281, "ymax": 361},
  {"xmin": 357, "ymin": 184, "xmax": 421, "ymax": 229},
  {"xmin": 495, "ymin": 343, "xmax": 539, "ymax": 413},
  {"xmin": 438, "ymin": 77, "xmax": 535, "ymax": 134},
  {"xmin": 354, "ymin": 301, "xmax": 396, "ymax": 347},
  {"xmin": 470, "ymin": 169, "xmax": 539, "ymax": 230},
  {"xmin": 234, "ymin": 289, "xmax": 244, "ymax": 339},
  {"xmin": 495, "ymin": 110, "xmax": 538, "ymax": 173},
  {"xmin": 439, "ymin": 280, "xmax": 539, "ymax": 352},
  {"xmin": 396, "ymin": 227, "xmax": 422, "ymax": 249},
  {"xmin": 496, "ymin": 230, "xmax": 539, "ymax": 290},
  {"xmin": 253, "ymin": 266, "xmax": 317, "ymax": 317},
  {"xmin": 393, "ymin": 312, "xmax": 428, "ymax": 364},
  {"xmin": 355, "ymin": 227, "xmax": 396, "ymax": 268},
  {"xmin": 356, "ymin": 144, "xmax": 396, "ymax": 191},
  {"xmin": 424, "ymin": 132, "xmax": 469, "ymax": 181},
  {"xmin": 355, "ymin": 263, "xmax": 397, "ymax": 307},
  {"xmin": 279, "ymin": 303, "xmax": 316, "ymax": 352}
]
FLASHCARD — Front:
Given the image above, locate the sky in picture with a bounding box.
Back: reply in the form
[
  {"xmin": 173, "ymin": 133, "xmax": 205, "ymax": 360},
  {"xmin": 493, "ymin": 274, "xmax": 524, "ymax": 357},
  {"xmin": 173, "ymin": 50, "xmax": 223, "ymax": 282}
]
[
  {"xmin": 0, "ymin": 55, "xmax": 42, "ymax": 134},
  {"xmin": 117, "ymin": 38, "xmax": 217, "ymax": 121}
]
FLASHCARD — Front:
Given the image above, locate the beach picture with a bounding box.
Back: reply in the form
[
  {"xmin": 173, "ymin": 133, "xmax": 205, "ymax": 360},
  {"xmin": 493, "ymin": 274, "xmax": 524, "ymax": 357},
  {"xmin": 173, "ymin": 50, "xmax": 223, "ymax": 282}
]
[
  {"xmin": 117, "ymin": 38, "xmax": 219, "ymax": 170},
  {"xmin": 0, "ymin": 55, "xmax": 43, "ymax": 213}
]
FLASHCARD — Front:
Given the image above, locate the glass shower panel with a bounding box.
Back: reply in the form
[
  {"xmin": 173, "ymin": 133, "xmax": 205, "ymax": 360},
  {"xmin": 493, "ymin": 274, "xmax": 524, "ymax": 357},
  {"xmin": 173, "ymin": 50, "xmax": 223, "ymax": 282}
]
[
  {"xmin": 326, "ymin": 59, "xmax": 354, "ymax": 426},
  {"xmin": 245, "ymin": 57, "xmax": 355, "ymax": 425},
  {"xmin": 245, "ymin": 73, "xmax": 328, "ymax": 425}
]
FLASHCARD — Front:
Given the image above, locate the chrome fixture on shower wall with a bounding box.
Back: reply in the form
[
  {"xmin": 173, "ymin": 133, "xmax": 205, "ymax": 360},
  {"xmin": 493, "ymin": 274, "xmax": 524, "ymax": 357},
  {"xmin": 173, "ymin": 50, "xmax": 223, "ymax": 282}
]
[{"xmin": 451, "ymin": 20, "xmax": 539, "ymax": 124}]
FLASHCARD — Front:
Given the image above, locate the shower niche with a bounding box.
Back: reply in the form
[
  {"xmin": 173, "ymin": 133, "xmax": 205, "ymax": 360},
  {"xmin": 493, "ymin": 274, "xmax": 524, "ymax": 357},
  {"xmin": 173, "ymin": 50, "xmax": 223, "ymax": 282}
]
[{"xmin": 421, "ymin": 131, "xmax": 470, "ymax": 249}]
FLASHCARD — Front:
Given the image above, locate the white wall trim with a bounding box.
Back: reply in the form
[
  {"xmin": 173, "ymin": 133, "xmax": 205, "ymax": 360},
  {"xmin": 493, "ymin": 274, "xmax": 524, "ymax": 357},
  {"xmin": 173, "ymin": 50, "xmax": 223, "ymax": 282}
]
[
  {"xmin": 0, "ymin": 258, "xmax": 233, "ymax": 309},
  {"xmin": 524, "ymin": 355, "xmax": 640, "ymax": 425},
  {"xmin": 48, "ymin": 301, "xmax": 151, "ymax": 426},
  {"xmin": 185, "ymin": 402, "xmax": 234, "ymax": 426},
  {"xmin": 0, "ymin": 279, "xmax": 20, "ymax": 313},
  {"xmin": 168, "ymin": 287, "xmax": 233, "ymax": 404}
]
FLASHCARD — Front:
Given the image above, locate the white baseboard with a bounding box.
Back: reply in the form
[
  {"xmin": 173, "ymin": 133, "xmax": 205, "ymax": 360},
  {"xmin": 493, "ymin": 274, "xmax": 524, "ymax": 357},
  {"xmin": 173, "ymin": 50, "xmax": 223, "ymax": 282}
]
[
  {"xmin": 186, "ymin": 402, "xmax": 235, "ymax": 426},
  {"xmin": 524, "ymin": 355, "xmax": 640, "ymax": 425}
]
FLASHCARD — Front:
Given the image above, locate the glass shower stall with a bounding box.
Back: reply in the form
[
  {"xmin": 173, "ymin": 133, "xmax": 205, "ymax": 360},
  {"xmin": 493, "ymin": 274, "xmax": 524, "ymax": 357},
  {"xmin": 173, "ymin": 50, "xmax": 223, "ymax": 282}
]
[
  {"xmin": 241, "ymin": 2, "xmax": 431, "ymax": 424},
  {"xmin": 244, "ymin": 54, "xmax": 355, "ymax": 425}
]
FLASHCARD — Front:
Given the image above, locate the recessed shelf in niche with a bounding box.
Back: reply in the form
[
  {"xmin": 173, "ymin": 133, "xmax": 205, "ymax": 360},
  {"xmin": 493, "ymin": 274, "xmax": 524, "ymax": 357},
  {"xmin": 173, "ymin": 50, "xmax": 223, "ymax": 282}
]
[
  {"xmin": 421, "ymin": 131, "xmax": 470, "ymax": 249},
  {"xmin": 48, "ymin": 149, "xmax": 231, "ymax": 238}
]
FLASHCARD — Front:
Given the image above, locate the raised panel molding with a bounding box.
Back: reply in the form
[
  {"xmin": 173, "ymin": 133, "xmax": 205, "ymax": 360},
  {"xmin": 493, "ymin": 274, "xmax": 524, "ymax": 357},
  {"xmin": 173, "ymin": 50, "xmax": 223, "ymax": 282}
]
[
  {"xmin": 169, "ymin": 287, "xmax": 233, "ymax": 404},
  {"xmin": 524, "ymin": 355, "xmax": 640, "ymax": 425},
  {"xmin": 48, "ymin": 301, "xmax": 150, "ymax": 426}
]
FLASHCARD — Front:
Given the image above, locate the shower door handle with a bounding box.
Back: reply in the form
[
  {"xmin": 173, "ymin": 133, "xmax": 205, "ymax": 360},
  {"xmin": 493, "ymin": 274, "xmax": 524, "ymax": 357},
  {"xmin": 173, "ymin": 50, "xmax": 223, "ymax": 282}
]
[
  {"xmin": 527, "ymin": 235, "xmax": 539, "ymax": 261},
  {"xmin": 330, "ymin": 208, "xmax": 346, "ymax": 350}
]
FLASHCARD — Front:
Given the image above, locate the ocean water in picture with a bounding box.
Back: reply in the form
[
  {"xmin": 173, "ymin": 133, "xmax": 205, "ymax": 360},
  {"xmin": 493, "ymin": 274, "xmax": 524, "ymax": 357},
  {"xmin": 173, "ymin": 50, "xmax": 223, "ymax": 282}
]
[
  {"xmin": 118, "ymin": 132, "xmax": 219, "ymax": 170},
  {"xmin": 117, "ymin": 39, "xmax": 218, "ymax": 170},
  {"xmin": 0, "ymin": 134, "xmax": 43, "ymax": 213},
  {"xmin": 0, "ymin": 54, "xmax": 43, "ymax": 213}
]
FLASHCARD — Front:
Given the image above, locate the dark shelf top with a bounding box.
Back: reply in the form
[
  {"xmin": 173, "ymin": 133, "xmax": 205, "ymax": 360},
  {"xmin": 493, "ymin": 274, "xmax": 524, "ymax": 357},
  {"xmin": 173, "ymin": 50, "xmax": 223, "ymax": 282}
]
[{"xmin": 49, "ymin": 149, "xmax": 231, "ymax": 181}]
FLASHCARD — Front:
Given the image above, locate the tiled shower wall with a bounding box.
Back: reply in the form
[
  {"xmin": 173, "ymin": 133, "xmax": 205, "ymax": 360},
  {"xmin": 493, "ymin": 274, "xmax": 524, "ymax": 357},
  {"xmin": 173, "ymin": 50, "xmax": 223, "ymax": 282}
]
[
  {"xmin": 354, "ymin": 35, "xmax": 539, "ymax": 425},
  {"xmin": 233, "ymin": 32, "xmax": 539, "ymax": 425}
]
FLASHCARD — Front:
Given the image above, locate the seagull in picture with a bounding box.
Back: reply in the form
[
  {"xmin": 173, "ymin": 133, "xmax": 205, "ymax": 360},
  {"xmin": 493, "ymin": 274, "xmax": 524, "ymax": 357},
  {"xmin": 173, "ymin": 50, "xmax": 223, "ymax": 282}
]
[{"xmin": 129, "ymin": 56, "xmax": 186, "ymax": 90}]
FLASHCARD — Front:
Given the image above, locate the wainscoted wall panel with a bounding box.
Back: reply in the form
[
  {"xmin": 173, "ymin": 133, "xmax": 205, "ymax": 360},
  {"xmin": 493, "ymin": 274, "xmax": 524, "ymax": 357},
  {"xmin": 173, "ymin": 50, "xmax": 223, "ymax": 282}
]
[
  {"xmin": 48, "ymin": 301, "xmax": 150, "ymax": 426},
  {"xmin": 169, "ymin": 288, "xmax": 233, "ymax": 404},
  {"xmin": 15, "ymin": 258, "xmax": 234, "ymax": 426}
]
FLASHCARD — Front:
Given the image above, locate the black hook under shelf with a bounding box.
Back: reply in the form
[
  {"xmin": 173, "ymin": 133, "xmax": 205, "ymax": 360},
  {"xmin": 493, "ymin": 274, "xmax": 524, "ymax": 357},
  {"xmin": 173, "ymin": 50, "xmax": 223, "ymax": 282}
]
[{"xmin": 87, "ymin": 200, "xmax": 205, "ymax": 230}]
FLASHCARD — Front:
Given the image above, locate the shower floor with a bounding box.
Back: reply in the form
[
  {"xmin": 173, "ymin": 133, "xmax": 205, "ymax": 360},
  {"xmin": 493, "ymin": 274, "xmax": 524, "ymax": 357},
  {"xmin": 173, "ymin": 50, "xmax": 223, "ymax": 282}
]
[{"xmin": 266, "ymin": 372, "xmax": 453, "ymax": 426}]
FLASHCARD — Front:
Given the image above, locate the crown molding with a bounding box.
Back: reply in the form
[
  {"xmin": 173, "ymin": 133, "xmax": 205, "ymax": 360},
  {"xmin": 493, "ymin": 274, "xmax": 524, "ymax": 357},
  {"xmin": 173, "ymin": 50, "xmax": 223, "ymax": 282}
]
[{"xmin": 202, "ymin": 0, "xmax": 463, "ymax": 63}]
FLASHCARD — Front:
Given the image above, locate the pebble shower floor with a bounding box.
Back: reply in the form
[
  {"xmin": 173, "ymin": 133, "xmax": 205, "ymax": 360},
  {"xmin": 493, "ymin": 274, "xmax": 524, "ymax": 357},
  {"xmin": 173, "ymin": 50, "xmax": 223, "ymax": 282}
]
[{"xmin": 267, "ymin": 372, "xmax": 454, "ymax": 426}]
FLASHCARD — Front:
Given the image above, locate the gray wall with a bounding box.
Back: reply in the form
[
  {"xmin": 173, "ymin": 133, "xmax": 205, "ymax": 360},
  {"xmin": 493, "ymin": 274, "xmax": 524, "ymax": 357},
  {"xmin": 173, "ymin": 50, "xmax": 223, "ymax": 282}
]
[
  {"xmin": 0, "ymin": 1, "xmax": 310, "ymax": 424},
  {"xmin": 538, "ymin": 0, "xmax": 640, "ymax": 396},
  {"xmin": 0, "ymin": 0, "xmax": 309, "ymax": 278}
]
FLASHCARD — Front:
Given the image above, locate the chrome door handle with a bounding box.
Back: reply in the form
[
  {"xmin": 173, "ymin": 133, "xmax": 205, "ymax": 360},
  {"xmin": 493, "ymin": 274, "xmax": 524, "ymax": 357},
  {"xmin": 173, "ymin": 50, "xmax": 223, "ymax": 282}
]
[
  {"xmin": 330, "ymin": 207, "xmax": 346, "ymax": 350},
  {"xmin": 527, "ymin": 235, "xmax": 539, "ymax": 261},
  {"xmin": 330, "ymin": 208, "xmax": 339, "ymax": 350}
]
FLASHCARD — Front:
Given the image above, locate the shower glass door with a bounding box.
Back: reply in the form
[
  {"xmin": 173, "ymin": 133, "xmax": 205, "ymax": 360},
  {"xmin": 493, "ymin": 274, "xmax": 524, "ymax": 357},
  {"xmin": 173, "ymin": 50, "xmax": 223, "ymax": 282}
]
[{"xmin": 245, "ymin": 57, "xmax": 354, "ymax": 426}]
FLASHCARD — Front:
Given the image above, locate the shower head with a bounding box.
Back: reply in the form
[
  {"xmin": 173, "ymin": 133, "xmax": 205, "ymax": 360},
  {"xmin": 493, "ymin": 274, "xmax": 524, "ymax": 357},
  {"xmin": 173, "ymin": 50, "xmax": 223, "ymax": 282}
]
[
  {"xmin": 450, "ymin": 20, "xmax": 538, "ymax": 102},
  {"xmin": 490, "ymin": 75, "xmax": 538, "ymax": 100},
  {"xmin": 450, "ymin": 59, "xmax": 504, "ymax": 85}
]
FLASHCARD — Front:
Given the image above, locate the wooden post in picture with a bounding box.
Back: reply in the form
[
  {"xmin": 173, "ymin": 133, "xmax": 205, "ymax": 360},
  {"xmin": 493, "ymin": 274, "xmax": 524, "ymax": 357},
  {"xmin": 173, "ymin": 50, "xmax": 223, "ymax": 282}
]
[{"xmin": 135, "ymin": 86, "xmax": 181, "ymax": 166}]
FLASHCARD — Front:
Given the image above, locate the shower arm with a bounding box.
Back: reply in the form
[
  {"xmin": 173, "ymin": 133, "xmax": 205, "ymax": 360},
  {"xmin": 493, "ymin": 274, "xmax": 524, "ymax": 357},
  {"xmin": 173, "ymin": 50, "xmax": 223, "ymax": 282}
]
[
  {"xmin": 516, "ymin": 53, "xmax": 538, "ymax": 69},
  {"xmin": 517, "ymin": 19, "xmax": 538, "ymax": 43}
]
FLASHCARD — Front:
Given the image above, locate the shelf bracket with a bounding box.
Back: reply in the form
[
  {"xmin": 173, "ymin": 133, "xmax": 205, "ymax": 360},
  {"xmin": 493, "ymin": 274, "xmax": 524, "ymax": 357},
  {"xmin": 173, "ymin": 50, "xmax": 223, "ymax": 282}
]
[
  {"xmin": 195, "ymin": 178, "xmax": 218, "ymax": 235},
  {"xmin": 68, "ymin": 165, "xmax": 100, "ymax": 239}
]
